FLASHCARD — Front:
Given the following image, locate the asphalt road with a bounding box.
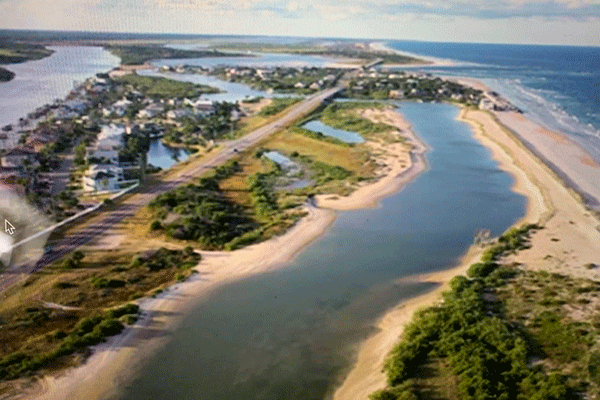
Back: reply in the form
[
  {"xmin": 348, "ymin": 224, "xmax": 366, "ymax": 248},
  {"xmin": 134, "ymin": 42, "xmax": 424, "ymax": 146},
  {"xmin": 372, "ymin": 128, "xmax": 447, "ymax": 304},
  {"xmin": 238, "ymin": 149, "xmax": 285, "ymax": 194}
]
[{"xmin": 0, "ymin": 86, "xmax": 342, "ymax": 294}]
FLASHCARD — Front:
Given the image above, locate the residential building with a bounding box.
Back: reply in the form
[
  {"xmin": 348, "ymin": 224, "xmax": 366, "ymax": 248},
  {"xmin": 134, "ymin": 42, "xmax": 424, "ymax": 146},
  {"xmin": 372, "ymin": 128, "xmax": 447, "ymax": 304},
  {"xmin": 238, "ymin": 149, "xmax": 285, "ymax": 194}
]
[
  {"xmin": 1, "ymin": 146, "xmax": 38, "ymax": 169},
  {"xmin": 87, "ymin": 124, "xmax": 125, "ymax": 164}
]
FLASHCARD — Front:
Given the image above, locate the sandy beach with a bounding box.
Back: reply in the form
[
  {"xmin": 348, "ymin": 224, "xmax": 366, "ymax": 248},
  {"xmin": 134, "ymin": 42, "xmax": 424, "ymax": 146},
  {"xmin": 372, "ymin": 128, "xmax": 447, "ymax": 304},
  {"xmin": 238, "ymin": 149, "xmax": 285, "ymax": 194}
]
[{"xmin": 333, "ymin": 104, "xmax": 600, "ymax": 399}]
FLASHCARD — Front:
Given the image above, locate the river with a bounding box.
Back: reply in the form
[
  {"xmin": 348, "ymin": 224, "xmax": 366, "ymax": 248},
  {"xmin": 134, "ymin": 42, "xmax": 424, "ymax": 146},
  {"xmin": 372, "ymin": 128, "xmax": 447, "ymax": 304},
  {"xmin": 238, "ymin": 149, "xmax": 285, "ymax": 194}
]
[
  {"xmin": 113, "ymin": 102, "xmax": 526, "ymax": 400},
  {"xmin": 0, "ymin": 46, "xmax": 120, "ymax": 148}
]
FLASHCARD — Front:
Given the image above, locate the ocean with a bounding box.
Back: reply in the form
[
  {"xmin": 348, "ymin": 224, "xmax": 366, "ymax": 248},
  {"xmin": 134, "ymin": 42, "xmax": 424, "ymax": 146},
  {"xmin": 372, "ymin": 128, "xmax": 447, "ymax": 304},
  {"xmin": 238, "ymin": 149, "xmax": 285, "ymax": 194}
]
[{"xmin": 385, "ymin": 41, "xmax": 600, "ymax": 163}]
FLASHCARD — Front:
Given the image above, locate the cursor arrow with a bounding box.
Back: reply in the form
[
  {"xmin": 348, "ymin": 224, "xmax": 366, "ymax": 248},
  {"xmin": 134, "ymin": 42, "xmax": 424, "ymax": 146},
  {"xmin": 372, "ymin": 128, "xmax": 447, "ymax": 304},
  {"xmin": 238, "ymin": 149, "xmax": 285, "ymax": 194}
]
[{"xmin": 5, "ymin": 219, "xmax": 15, "ymax": 235}]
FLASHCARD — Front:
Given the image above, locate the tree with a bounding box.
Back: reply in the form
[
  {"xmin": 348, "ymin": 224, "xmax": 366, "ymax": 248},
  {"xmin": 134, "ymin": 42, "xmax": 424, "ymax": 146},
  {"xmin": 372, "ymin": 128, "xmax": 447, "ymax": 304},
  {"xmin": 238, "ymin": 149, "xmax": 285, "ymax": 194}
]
[{"xmin": 74, "ymin": 143, "xmax": 87, "ymax": 166}]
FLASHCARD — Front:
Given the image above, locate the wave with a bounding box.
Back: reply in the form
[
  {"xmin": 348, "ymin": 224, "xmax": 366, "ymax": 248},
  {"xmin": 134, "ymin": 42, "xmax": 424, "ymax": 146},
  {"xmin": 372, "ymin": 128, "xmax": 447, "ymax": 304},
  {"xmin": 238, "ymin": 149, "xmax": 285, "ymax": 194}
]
[{"xmin": 487, "ymin": 78, "xmax": 600, "ymax": 143}]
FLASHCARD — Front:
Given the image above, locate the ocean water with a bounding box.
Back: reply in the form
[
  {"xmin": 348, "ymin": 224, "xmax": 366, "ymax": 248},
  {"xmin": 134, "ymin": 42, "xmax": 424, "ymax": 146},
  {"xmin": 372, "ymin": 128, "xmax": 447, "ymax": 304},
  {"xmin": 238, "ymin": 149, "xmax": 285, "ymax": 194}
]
[{"xmin": 386, "ymin": 41, "xmax": 600, "ymax": 162}]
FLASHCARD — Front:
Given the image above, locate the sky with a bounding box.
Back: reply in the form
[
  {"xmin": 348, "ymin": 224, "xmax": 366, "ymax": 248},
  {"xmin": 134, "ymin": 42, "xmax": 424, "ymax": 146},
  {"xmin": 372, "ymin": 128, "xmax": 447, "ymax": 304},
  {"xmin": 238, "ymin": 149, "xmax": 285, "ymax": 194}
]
[{"xmin": 1, "ymin": 0, "xmax": 599, "ymax": 46}]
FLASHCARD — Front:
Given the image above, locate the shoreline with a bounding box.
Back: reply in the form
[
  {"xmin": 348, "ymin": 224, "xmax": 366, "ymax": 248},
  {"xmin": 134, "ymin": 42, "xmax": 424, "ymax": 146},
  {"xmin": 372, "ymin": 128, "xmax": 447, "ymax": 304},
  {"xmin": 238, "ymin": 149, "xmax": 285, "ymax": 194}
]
[
  {"xmin": 446, "ymin": 75, "xmax": 600, "ymax": 212},
  {"xmin": 369, "ymin": 41, "xmax": 456, "ymax": 68},
  {"xmin": 333, "ymin": 100, "xmax": 600, "ymax": 399},
  {"xmin": 315, "ymin": 107, "xmax": 429, "ymax": 210},
  {"xmin": 20, "ymin": 107, "xmax": 428, "ymax": 400}
]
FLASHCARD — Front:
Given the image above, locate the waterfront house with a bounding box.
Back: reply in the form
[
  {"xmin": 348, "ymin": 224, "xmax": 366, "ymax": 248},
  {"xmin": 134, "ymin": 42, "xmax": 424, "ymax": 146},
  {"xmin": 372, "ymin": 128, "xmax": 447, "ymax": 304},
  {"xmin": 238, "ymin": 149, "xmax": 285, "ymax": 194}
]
[
  {"xmin": 167, "ymin": 109, "xmax": 193, "ymax": 120},
  {"xmin": 184, "ymin": 98, "xmax": 214, "ymax": 116}
]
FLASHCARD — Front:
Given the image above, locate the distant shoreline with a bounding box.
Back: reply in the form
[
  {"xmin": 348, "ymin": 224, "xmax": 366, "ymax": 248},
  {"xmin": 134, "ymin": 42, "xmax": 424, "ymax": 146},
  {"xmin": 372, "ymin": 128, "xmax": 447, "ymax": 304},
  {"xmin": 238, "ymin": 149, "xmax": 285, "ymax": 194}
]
[{"xmin": 369, "ymin": 41, "xmax": 456, "ymax": 68}]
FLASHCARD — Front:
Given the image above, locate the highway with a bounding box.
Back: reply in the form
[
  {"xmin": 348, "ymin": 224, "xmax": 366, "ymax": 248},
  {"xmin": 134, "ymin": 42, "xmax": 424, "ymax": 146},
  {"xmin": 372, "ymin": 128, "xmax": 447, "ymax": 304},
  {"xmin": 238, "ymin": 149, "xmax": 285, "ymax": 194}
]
[{"xmin": 0, "ymin": 86, "xmax": 342, "ymax": 294}]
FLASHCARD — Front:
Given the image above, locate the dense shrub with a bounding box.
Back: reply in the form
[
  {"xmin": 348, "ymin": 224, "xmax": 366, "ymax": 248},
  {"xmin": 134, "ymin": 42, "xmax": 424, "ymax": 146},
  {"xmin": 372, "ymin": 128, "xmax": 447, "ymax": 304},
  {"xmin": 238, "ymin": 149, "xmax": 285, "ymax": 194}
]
[
  {"xmin": 0, "ymin": 304, "xmax": 136, "ymax": 381},
  {"xmin": 376, "ymin": 224, "xmax": 574, "ymax": 400},
  {"xmin": 149, "ymin": 178, "xmax": 255, "ymax": 247}
]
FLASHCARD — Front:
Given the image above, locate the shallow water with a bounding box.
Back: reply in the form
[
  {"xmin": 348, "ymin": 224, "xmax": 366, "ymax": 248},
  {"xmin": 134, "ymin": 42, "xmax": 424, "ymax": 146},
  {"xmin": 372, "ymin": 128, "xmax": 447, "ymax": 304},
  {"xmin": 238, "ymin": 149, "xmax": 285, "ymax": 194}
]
[
  {"xmin": 146, "ymin": 139, "xmax": 191, "ymax": 170},
  {"xmin": 302, "ymin": 120, "xmax": 365, "ymax": 143},
  {"xmin": 263, "ymin": 151, "xmax": 297, "ymax": 169},
  {"xmin": 115, "ymin": 102, "xmax": 525, "ymax": 400}
]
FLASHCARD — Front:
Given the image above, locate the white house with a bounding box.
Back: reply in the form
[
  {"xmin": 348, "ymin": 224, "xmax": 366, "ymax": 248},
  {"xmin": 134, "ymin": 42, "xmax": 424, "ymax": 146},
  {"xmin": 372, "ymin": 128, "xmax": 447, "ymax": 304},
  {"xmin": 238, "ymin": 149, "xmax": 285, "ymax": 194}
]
[
  {"xmin": 111, "ymin": 99, "xmax": 132, "ymax": 116},
  {"xmin": 184, "ymin": 98, "xmax": 214, "ymax": 117},
  {"xmin": 87, "ymin": 125, "xmax": 125, "ymax": 164},
  {"xmin": 83, "ymin": 165, "xmax": 125, "ymax": 192}
]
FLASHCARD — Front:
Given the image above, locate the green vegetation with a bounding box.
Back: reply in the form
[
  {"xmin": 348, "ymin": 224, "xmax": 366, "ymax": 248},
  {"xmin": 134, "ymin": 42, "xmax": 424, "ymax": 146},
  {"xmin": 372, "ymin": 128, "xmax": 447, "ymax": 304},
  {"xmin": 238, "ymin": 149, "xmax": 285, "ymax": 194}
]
[
  {"xmin": 148, "ymin": 155, "xmax": 305, "ymax": 250},
  {"xmin": 248, "ymin": 171, "xmax": 279, "ymax": 217},
  {"xmin": 344, "ymin": 73, "xmax": 483, "ymax": 106},
  {"xmin": 210, "ymin": 66, "xmax": 343, "ymax": 94},
  {"xmin": 163, "ymin": 102, "xmax": 238, "ymax": 145},
  {"xmin": 0, "ymin": 304, "xmax": 137, "ymax": 381},
  {"xmin": 372, "ymin": 224, "xmax": 587, "ymax": 400},
  {"xmin": 259, "ymin": 97, "xmax": 302, "ymax": 116},
  {"xmin": 0, "ymin": 41, "xmax": 53, "ymax": 64},
  {"xmin": 148, "ymin": 160, "xmax": 259, "ymax": 248},
  {"xmin": 497, "ymin": 269, "xmax": 600, "ymax": 397},
  {"xmin": 0, "ymin": 247, "xmax": 200, "ymax": 383},
  {"xmin": 0, "ymin": 67, "xmax": 15, "ymax": 82},
  {"xmin": 105, "ymin": 45, "xmax": 247, "ymax": 65},
  {"xmin": 318, "ymin": 102, "xmax": 391, "ymax": 139},
  {"xmin": 114, "ymin": 74, "xmax": 219, "ymax": 99}
]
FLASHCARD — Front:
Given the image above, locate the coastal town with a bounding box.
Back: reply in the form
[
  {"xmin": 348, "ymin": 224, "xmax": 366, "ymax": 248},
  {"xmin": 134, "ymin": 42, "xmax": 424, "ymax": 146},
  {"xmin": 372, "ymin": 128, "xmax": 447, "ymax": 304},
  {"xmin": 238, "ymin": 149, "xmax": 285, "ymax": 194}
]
[{"xmin": 0, "ymin": 60, "xmax": 520, "ymax": 224}]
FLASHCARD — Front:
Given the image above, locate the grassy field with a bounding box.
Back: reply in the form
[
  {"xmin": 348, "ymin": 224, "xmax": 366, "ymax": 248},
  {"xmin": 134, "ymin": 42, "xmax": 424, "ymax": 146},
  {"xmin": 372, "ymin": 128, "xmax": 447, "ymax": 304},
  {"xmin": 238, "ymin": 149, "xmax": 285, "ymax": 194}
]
[{"xmin": 0, "ymin": 247, "xmax": 199, "ymax": 384}]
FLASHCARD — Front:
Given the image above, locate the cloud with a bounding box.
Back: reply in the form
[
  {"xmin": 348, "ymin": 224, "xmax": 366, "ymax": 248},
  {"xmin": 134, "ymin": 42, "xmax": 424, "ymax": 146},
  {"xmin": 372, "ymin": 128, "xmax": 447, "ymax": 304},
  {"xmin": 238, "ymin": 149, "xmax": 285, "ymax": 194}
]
[
  {"xmin": 1, "ymin": 0, "xmax": 599, "ymax": 46},
  {"xmin": 263, "ymin": 0, "xmax": 600, "ymax": 19}
]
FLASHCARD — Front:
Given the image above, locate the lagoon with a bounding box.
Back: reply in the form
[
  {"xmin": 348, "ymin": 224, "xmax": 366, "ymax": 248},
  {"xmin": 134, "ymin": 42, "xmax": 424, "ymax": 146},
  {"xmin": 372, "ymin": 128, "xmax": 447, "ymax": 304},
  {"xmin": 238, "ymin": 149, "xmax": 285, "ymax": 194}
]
[
  {"xmin": 153, "ymin": 51, "xmax": 338, "ymax": 69},
  {"xmin": 115, "ymin": 103, "xmax": 525, "ymax": 400},
  {"xmin": 302, "ymin": 120, "xmax": 365, "ymax": 143},
  {"xmin": 146, "ymin": 139, "xmax": 191, "ymax": 170}
]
